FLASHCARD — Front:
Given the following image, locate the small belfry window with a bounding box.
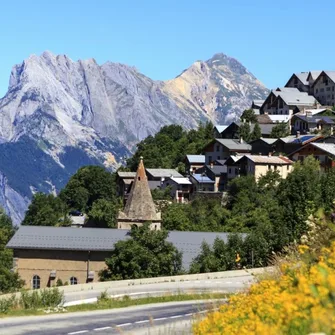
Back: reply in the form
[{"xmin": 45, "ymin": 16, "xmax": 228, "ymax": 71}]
[
  {"xmin": 70, "ymin": 277, "xmax": 78, "ymax": 285},
  {"xmin": 32, "ymin": 275, "xmax": 40, "ymax": 289}
]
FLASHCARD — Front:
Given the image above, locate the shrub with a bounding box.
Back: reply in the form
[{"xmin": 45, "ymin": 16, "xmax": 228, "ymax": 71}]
[
  {"xmin": 0, "ymin": 295, "xmax": 17, "ymax": 313},
  {"xmin": 193, "ymin": 241, "xmax": 335, "ymax": 334},
  {"xmin": 19, "ymin": 288, "xmax": 63, "ymax": 310}
]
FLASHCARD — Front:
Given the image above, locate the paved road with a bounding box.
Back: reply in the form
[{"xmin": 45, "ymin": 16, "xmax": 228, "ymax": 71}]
[
  {"xmin": 63, "ymin": 275, "xmax": 254, "ymax": 305},
  {"xmin": 0, "ymin": 300, "xmax": 222, "ymax": 335}
]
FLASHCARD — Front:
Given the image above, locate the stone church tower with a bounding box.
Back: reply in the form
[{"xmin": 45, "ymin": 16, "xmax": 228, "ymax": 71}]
[{"xmin": 117, "ymin": 157, "xmax": 161, "ymax": 230}]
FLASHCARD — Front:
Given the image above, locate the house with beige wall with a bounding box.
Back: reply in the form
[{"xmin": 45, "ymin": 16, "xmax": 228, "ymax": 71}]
[{"xmin": 237, "ymin": 155, "xmax": 293, "ymax": 181}]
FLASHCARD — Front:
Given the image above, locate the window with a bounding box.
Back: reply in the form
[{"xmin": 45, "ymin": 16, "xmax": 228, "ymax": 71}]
[
  {"xmin": 216, "ymin": 145, "xmax": 220, "ymax": 152},
  {"xmin": 267, "ymin": 164, "xmax": 271, "ymax": 170},
  {"xmin": 274, "ymin": 165, "xmax": 278, "ymax": 170},
  {"xmin": 138, "ymin": 177, "xmax": 141, "ymax": 181},
  {"xmin": 321, "ymin": 88, "xmax": 325, "ymax": 92},
  {"xmin": 316, "ymin": 88, "xmax": 319, "ymax": 94},
  {"xmin": 327, "ymin": 87, "xmax": 331, "ymax": 91},
  {"xmin": 32, "ymin": 275, "xmax": 40, "ymax": 289},
  {"xmin": 228, "ymin": 168, "xmax": 232, "ymax": 174},
  {"xmin": 70, "ymin": 277, "xmax": 78, "ymax": 285},
  {"xmin": 235, "ymin": 168, "xmax": 238, "ymax": 174}
]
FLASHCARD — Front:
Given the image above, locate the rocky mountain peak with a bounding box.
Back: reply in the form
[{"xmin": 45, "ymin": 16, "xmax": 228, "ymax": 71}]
[{"xmin": 0, "ymin": 51, "xmax": 269, "ymax": 224}]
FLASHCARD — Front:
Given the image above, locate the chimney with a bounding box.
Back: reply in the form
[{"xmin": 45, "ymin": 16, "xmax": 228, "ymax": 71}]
[
  {"xmin": 240, "ymin": 136, "xmax": 244, "ymax": 144},
  {"xmin": 296, "ymin": 131, "xmax": 300, "ymax": 138},
  {"xmin": 268, "ymin": 152, "xmax": 272, "ymax": 157},
  {"xmin": 306, "ymin": 111, "xmax": 312, "ymax": 118},
  {"xmin": 210, "ymin": 162, "xmax": 214, "ymax": 169}
]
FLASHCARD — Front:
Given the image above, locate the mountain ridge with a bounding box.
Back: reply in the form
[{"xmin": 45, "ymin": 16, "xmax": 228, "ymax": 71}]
[{"xmin": 0, "ymin": 51, "xmax": 269, "ymax": 224}]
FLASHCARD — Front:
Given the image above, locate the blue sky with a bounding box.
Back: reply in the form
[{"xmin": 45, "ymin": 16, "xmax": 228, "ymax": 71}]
[{"xmin": 0, "ymin": 0, "xmax": 334, "ymax": 97}]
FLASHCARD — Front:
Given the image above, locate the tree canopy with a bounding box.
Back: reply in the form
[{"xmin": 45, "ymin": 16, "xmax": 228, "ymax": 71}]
[
  {"xmin": 0, "ymin": 208, "xmax": 24, "ymax": 293},
  {"xmin": 99, "ymin": 224, "xmax": 182, "ymax": 280},
  {"xmin": 270, "ymin": 122, "xmax": 290, "ymax": 138}
]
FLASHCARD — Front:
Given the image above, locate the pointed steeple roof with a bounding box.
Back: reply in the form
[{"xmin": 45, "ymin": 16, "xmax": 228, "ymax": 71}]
[{"xmin": 118, "ymin": 157, "xmax": 161, "ymax": 222}]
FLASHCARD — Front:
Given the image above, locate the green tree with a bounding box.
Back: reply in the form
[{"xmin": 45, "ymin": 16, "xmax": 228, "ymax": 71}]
[
  {"xmin": 0, "ymin": 208, "xmax": 24, "ymax": 293},
  {"xmin": 189, "ymin": 241, "xmax": 218, "ymax": 273},
  {"xmin": 237, "ymin": 123, "xmax": 251, "ymax": 142},
  {"xmin": 277, "ymin": 156, "xmax": 322, "ymax": 239},
  {"xmin": 60, "ymin": 166, "xmax": 117, "ymax": 211},
  {"xmin": 321, "ymin": 167, "xmax": 335, "ymax": 212},
  {"xmin": 240, "ymin": 109, "xmax": 257, "ymax": 123},
  {"xmin": 22, "ymin": 193, "xmax": 70, "ymax": 226},
  {"xmin": 270, "ymin": 122, "xmax": 290, "ymax": 138},
  {"xmin": 88, "ymin": 198, "xmax": 121, "ymax": 228},
  {"xmin": 126, "ymin": 122, "xmax": 214, "ymax": 171},
  {"xmin": 250, "ymin": 122, "xmax": 262, "ymax": 141},
  {"xmin": 99, "ymin": 224, "xmax": 182, "ymax": 280}
]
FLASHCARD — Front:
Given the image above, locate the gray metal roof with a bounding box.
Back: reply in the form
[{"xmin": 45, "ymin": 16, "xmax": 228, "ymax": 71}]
[
  {"xmin": 311, "ymin": 143, "xmax": 335, "ymax": 157},
  {"xmin": 295, "ymin": 72, "xmax": 309, "ymax": 85},
  {"xmin": 277, "ymin": 89, "xmax": 316, "ymax": 106},
  {"xmin": 215, "ymin": 139, "xmax": 251, "ymax": 151},
  {"xmin": 324, "ymin": 71, "xmax": 335, "ymax": 83},
  {"xmin": 146, "ymin": 169, "xmax": 183, "ymax": 178},
  {"xmin": 206, "ymin": 165, "xmax": 226, "ymax": 176},
  {"xmin": 191, "ymin": 174, "xmax": 215, "ymax": 184},
  {"xmin": 186, "ymin": 155, "xmax": 205, "ymax": 164},
  {"xmin": 117, "ymin": 172, "xmax": 136, "ymax": 178},
  {"xmin": 6, "ymin": 226, "xmax": 236, "ymax": 270}
]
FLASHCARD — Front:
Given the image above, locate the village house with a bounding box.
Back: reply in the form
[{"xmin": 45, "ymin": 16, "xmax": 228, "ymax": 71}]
[
  {"xmin": 202, "ymin": 138, "xmax": 251, "ymax": 164},
  {"xmin": 251, "ymin": 99, "xmax": 265, "ymax": 114},
  {"xmin": 195, "ymin": 163, "xmax": 226, "ymax": 192},
  {"xmin": 285, "ymin": 72, "xmax": 311, "ymax": 93},
  {"xmin": 184, "ymin": 154, "xmax": 205, "ymax": 174},
  {"xmin": 236, "ymin": 155, "xmax": 293, "ymax": 181},
  {"xmin": 213, "ymin": 125, "xmax": 228, "ymax": 138},
  {"xmin": 312, "ymin": 71, "xmax": 335, "ymax": 107},
  {"xmin": 291, "ymin": 114, "xmax": 334, "ymax": 135},
  {"xmin": 116, "ymin": 171, "xmax": 137, "ymax": 199},
  {"xmin": 190, "ymin": 173, "xmax": 215, "ymax": 192},
  {"xmin": 224, "ymin": 155, "xmax": 242, "ymax": 184},
  {"xmin": 161, "ymin": 176, "xmax": 192, "ymax": 203},
  {"xmin": 273, "ymin": 134, "xmax": 322, "ymax": 155},
  {"xmin": 6, "ymin": 227, "xmax": 233, "ymax": 289},
  {"xmin": 260, "ymin": 88, "xmax": 317, "ymax": 116},
  {"xmin": 288, "ymin": 143, "xmax": 335, "ymax": 170},
  {"xmin": 146, "ymin": 168, "xmax": 183, "ymax": 181},
  {"xmin": 249, "ymin": 138, "xmax": 277, "ymax": 156}
]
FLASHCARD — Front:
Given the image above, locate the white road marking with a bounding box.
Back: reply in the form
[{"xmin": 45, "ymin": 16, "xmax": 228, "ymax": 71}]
[
  {"xmin": 169, "ymin": 315, "xmax": 182, "ymax": 319},
  {"xmin": 184, "ymin": 313, "xmax": 193, "ymax": 316},
  {"xmin": 68, "ymin": 331, "xmax": 89, "ymax": 335},
  {"xmin": 135, "ymin": 320, "xmax": 150, "ymax": 324},
  {"xmin": 153, "ymin": 317, "xmax": 167, "ymax": 321},
  {"xmin": 225, "ymin": 281, "xmax": 232, "ymax": 284},
  {"xmin": 116, "ymin": 323, "xmax": 132, "ymax": 327},
  {"xmin": 94, "ymin": 327, "xmax": 111, "ymax": 331}
]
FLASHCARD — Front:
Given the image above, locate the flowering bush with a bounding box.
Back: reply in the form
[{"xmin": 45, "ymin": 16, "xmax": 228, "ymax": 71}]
[{"xmin": 194, "ymin": 242, "xmax": 335, "ymax": 335}]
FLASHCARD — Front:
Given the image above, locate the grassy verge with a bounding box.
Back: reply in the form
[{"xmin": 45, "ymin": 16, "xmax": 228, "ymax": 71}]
[{"xmin": 0, "ymin": 292, "xmax": 229, "ymax": 318}]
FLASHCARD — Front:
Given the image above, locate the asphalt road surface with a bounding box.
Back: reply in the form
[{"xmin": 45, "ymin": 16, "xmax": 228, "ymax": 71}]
[
  {"xmin": 63, "ymin": 275, "xmax": 254, "ymax": 305},
  {"xmin": 0, "ymin": 300, "xmax": 223, "ymax": 335}
]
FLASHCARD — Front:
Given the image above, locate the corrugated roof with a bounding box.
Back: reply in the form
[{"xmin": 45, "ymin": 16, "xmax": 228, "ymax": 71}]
[
  {"xmin": 295, "ymin": 72, "xmax": 309, "ymax": 85},
  {"xmin": 268, "ymin": 115, "xmax": 291, "ymax": 123},
  {"xmin": 206, "ymin": 165, "xmax": 227, "ymax": 176},
  {"xmin": 311, "ymin": 143, "xmax": 335, "ymax": 157},
  {"xmin": 6, "ymin": 226, "xmax": 239, "ymax": 270},
  {"xmin": 244, "ymin": 155, "xmax": 292, "ymax": 165},
  {"xmin": 117, "ymin": 172, "xmax": 136, "ymax": 178},
  {"xmin": 278, "ymin": 89, "xmax": 316, "ymax": 106},
  {"xmin": 191, "ymin": 174, "xmax": 215, "ymax": 183},
  {"xmin": 170, "ymin": 177, "xmax": 192, "ymax": 185},
  {"xmin": 324, "ymin": 71, "xmax": 335, "ymax": 83},
  {"xmin": 186, "ymin": 155, "xmax": 205, "ymax": 164},
  {"xmin": 215, "ymin": 139, "xmax": 251, "ymax": 151},
  {"xmin": 146, "ymin": 169, "xmax": 183, "ymax": 178},
  {"xmin": 294, "ymin": 115, "xmax": 335, "ymax": 124},
  {"xmin": 252, "ymin": 100, "xmax": 265, "ymax": 108}
]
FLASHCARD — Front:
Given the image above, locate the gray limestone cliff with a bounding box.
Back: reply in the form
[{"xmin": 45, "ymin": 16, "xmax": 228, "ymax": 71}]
[{"xmin": 0, "ymin": 51, "xmax": 269, "ymax": 224}]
